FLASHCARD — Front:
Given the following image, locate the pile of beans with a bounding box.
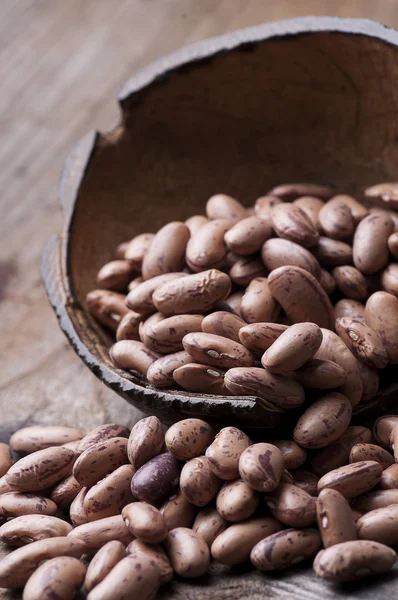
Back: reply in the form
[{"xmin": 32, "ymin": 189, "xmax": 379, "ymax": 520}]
[
  {"xmin": 86, "ymin": 182, "xmax": 398, "ymax": 416},
  {"xmin": 1, "ymin": 415, "xmax": 398, "ymax": 597}
]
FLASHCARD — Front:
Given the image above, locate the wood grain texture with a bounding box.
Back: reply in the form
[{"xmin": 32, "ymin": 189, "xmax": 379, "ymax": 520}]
[{"xmin": 1, "ymin": 1, "xmax": 398, "ymax": 599}]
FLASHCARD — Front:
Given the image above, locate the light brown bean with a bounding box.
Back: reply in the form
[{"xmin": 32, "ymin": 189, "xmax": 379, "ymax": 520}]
[
  {"xmin": 83, "ymin": 464, "xmax": 134, "ymax": 521},
  {"xmin": 69, "ymin": 488, "xmax": 88, "ymax": 526},
  {"xmin": 126, "ymin": 539, "xmax": 173, "ymax": 583},
  {"xmin": 262, "ymin": 322, "xmax": 322, "ymax": 373},
  {"xmin": 173, "ymin": 363, "xmax": 228, "ymax": 394},
  {"xmin": 165, "ymin": 527, "xmax": 210, "ymax": 578},
  {"xmin": 127, "ymin": 416, "xmax": 164, "ymax": 470},
  {"xmin": 192, "ymin": 507, "xmax": 228, "ymax": 547},
  {"xmin": 349, "ymin": 443, "xmax": 394, "ymax": 470},
  {"xmin": 295, "ymin": 358, "xmax": 347, "ymax": 389},
  {"xmin": 23, "ymin": 556, "xmax": 86, "ymax": 600},
  {"xmin": 229, "ymin": 256, "xmax": 267, "ymax": 286},
  {"xmin": 352, "ymin": 489, "xmax": 398, "ymax": 512},
  {"xmin": 369, "ymin": 206, "xmax": 398, "ymax": 230},
  {"xmin": 78, "ymin": 424, "xmax": 130, "ymax": 453},
  {"xmin": 353, "ymin": 212, "xmax": 394, "ymax": 274},
  {"xmin": 294, "ymin": 392, "xmax": 352, "ymax": 449},
  {"xmin": 10, "ymin": 426, "xmax": 84, "ymax": 454},
  {"xmin": 0, "ymin": 537, "xmax": 86, "ymax": 588},
  {"xmin": 201, "ymin": 311, "xmax": 246, "ymax": 343},
  {"xmin": 5, "ymin": 447, "xmax": 75, "ymax": 491},
  {"xmin": 73, "ymin": 437, "xmax": 128, "ymax": 488},
  {"xmin": 224, "ymin": 367, "xmax": 305, "ymax": 410},
  {"xmin": 87, "ymin": 554, "xmax": 160, "ymax": 600},
  {"xmin": 159, "ymin": 491, "xmax": 197, "ymax": 530},
  {"xmin": 68, "ymin": 515, "xmax": 133, "ymax": 551},
  {"xmin": 271, "ymin": 203, "xmax": 319, "ymax": 247},
  {"xmin": 379, "ymin": 463, "xmax": 398, "ymax": 489},
  {"xmin": 182, "ymin": 332, "xmax": 254, "ymax": 369},
  {"xmin": 269, "ymin": 182, "xmax": 333, "ymax": 201},
  {"xmin": 240, "ymin": 277, "xmax": 280, "ymax": 324},
  {"xmin": 86, "ymin": 289, "xmax": 129, "ymax": 332},
  {"xmin": 332, "ymin": 194, "xmax": 368, "ymax": 223},
  {"xmin": 142, "ymin": 222, "xmax": 190, "ymax": 280},
  {"xmin": 336, "ymin": 317, "xmax": 388, "ymax": 369},
  {"xmin": 317, "ymin": 488, "xmax": 357, "ymax": 548},
  {"xmin": 315, "ymin": 328, "xmax": 363, "ymax": 406},
  {"xmin": 318, "ymin": 198, "xmax": 355, "ymax": 240},
  {"xmin": 84, "ymin": 540, "xmax": 126, "ymax": 593},
  {"xmin": 122, "ymin": 502, "xmax": 167, "ymax": 543},
  {"xmin": 334, "ymin": 298, "xmax": 366, "ymax": 320},
  {"xmin": 139, "ymin": 312, "xmax": 165, "ymax": 344},
  {"xmin": 313, "ymin": 540, "xmax": 396, "ymax": 581},
  {"xmin": 238, "ymin": 322, "xmax": 288, "ymax": 355},
  {"xmin": 115, "ymin": 240, "xmax": 128, "ymax": 260},
  {"xmin": 365, "ymin": 291, "xmax": 398, "ymax": 363},
  {"xmin": 206, "ymin": 194, "xmax": 246, "ymax": 221},
  {"xmin": 185, "ymin": 215, "xmax": 209, "ymax": 236},
  {"xmin": 254, "ymin": 195, "xmax": 282, "ymax": 218},
  {"xmin": 206, "ymin": 427, "xmax": 251, "ymax": 480},
  {"xmin": 332, "ymin": 265, "xmax": 368, "ymax": 299},
  {"xmin": 186, "ymin": 219, "xmax": 231, "ymax": 272},
  {"xmin": 310, "ymin": 426, "xmax": 372, "ymax": 477},
  {"xmin": 357, "ymin": 504, "xmax": 398, "ymax": 545},
  {"xmin": 0, "ymin": 515, "xmax": 72, "ymax": 546},
  {"xmin": 365, "ymin": 182, "xmax": 398, "ymax": 209},
  {"xmin": 225, "ymin": 216, "xmax": 272, "ymax": 255},
  {"xmin": 312, "ymin": 237, "xmax": 353, "ymax": 266},
  {"xmin": 239, "ymin": 443, "xmax": 285, "ymax": 492},
  {"xmin": 124, "ymin": 233, "xmax": 154, "ymax": 270},
  {"xmin": 265, "ymin": 483, "xmax": 316, "ymax": 528},
  {"xmin": 180, "ymin": 456, "xmax": 221, "ymax": 507},
  {"xmin": 251, "ymin": 528, "xmax": 321, "ymax": 571},
  {"xmin": 116, "ymin": 310, "xmax": 144, "ymax": 341},
  {"xmin": 211, "ymin": 517, "xmax": 283, "ymax": 565},
  {"xmin": 373, "ymin": 415, "xmax": 398, "ymax": 447},
  {"xmin": 261, "ymin": 237, "xmax": 322, "ymax": 280},
  {"xmin": 125, "ymin": 272, "xmax": 187, "ymax": 314},
  {"xmin": 165, "ymin": 419, "xmax": 215, "ymax": 461},
  {"xmin": 96, "ymin": 260, "xmax": 135, "ymax": 291},
  {"xmin": 293, "ymin": 196, "xmax": 324, "ymax": 229},
  {"xmin": 381, "ymin": 263, "xmax": 398, "ymax": 297},
  {"xmin": 144, "ymin": 314, "xmax": 204, "ymax": 353},
  {"xmin": 268, "ymin": 266, "xmax": 335, "ymax": 329},
  {"xmin": 109, "ymin": 340, "xmax": 161, "ymax": 374},
  {"xmin": 146, "ymin": 351, "xmax": 192, "ymax": 387},
  {"xmin": 318, "ymin": 461, "xmax": 382, "ymax": 498},
  {"xmin": 216, "ymin": 480, "xmax": 259, "ymax": 522},
  {"xmin": 153, "ymin": 269, "xmax": 231, "ymax": 315},
  {"xmin": 50, "ymin": 475, "xmax": 82, "ymax": 509}
]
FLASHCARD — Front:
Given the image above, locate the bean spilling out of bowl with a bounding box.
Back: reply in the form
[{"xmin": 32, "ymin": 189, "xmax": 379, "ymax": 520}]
[
  {"xmin": 1, "ymin": 416, "xmax": 398, "ymax": 598},
  {"xmin": 87, "ymin": 182, "xmax": 398, "ymax": 416}
]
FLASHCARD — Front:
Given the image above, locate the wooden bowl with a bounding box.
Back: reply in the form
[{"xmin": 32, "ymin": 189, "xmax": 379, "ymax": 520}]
[{"xmin": 42, "ymin": 17, "xmax": 398, "ymax": 430}]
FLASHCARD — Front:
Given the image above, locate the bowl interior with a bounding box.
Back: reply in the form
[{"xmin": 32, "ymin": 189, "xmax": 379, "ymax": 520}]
[{"xmin": 63, "ymin": 27, "xmax": 398, "ymax": 426}]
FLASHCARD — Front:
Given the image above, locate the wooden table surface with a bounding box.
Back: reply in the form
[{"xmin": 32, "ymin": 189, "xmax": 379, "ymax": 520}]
[{"xmin": 1, "ymin": 1, "xmax": 398, "ymax": 598}]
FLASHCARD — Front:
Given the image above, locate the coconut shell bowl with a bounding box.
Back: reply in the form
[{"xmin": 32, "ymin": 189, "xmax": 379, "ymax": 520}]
[{"xmin": 42, "ymin": 17, "xmax": 398, "ymax": 431}]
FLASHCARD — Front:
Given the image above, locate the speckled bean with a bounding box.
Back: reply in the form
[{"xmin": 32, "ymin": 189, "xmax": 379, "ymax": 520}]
[
  {"xmin": 206, "ymin": 194, "xmax": 246, "ymax": 221},
  {"xmin": 240, "ymin": 277, "xmax": 280, "ymax": 324},
  {"xmin": 173, "ymin": 363, "xmax": 228, "ymax": 394},
  {"xmin": 86, "ymin": 289, "xmax": 129, "ymax": 332},
  {"xmin": 23, "ymin": 556, "xmax": 86, "ymax": 600},
  {"xmin": 310, "ymin": 426, "xmax": 372, "ymax": 477},
  {"xmin": 146, "ymin": 351, "xmax": 192, "ymax": 387},
  {"xmin": 6, "ymin": 447, "xmax": 75, "ymax": 492},
  {"xmin": 317, "ymin": 461, "xmax": 382, "ymax": 498},
  {"xmin": 271, "ymin": 203, "xmax": 320, "ymax": 247},
  {"xmin": 193, "ymin": 507, "xmax": 228, "ymax": 547},
  {"xmin": 201, "ymin": 311, "xmax": 246, "ymax": 343},
  {"xmin": 335, "ymin": 317, "xmax": 388, "ymax": 369},
  {"xmin": 124, "ymin": 233, "xmax": 154, "ymax": 270},
  {"xmin": 265, "ymin": 483, "xmax": 316, "ymax": 527},
  {"xmin": 142, "ymin": 221, "xmax": 190, "ymax": 280},
  {"xmin": 68, "ymin": 515, "xmax": 133, "ymax": 551},
  {"xmin": 73, "ymin": 437, "xmax": 128, "ymax": 488},
  {"xmin": 238, "ymin": 323, "xmax": 288, "ymax": 355},
  {"xmin": 182, "ymin": 332, "xmax": 254, "ymax": 369},
  {"xmin": 109, "ymin": 340, "xmax": 161, "ymax": 374},
  {"xmin": 239, "ymin": 443, "xmax": 285, "ymax": 492},
  {"xmin": 84, "ymin": 540, "xmax": 126, "ymax": 593},
  {"xmin": 96, "ymin": 260, "xmax": 136, "ymax": 291},
  {"xmin": 262, "ymin": 322, "xmax": 322, "ymax": 373},
  {"xmin": 180, "ymin": 456, "xmax": 221, "ymax": 507},
  {"xmin": 10, "ymin": 427, "xmax": 84, "ymax": 454},
  {"xmin": 349, "ymin": 444, "xmax": 394, "ymax": 470},
  {"xmin": 125, "ymin": 272, "xmax": 187, "ymax": 314},
  {"xmin": 83, "ymin": 464, "xmax": 135, "ymax": 521},
  {"xmin": 165, "ymin": 527, "xmax": 210, "ymax": 578},
  {"xmin": 229, "ymin": 256, "xmax": 267, "ymax": 286},
  {"xmin": 0, "ymin": 515, "xmax": 72, "ymax": 547},
  {"xmin": 159, "ymin": 491, "xmax": 197, "ymax": 531},
  {"xmin": 224, "ymin": 216, "xmax": 272, "ymax": 255},
  {"xmin": 353, "ymin": 212, "xmax": 394, "ymax": 274},
  {"xmin": 295, "ymin": 358, "xmax": 347, "ymax": 389},
  {"xmin": 216, "ymin": 480, "xmax": 259, "ymax": 522},
  {"xmin": 251, "ymin": 528, "xmax": 321, "ymax": 571},
  {"xmin": 165, "ymin": 419, "xmax": 215, "ymax": 461},
  {"xmin": 261, "ymin": 237, "xmax": 322, "ymax": 279},
  {"xmin": 317, "ymin": 488, "xmax": 357, "ymax": 548},
  {"xmin": 206, "ymin": 427, "xmax": 251, "ymax": 480}
]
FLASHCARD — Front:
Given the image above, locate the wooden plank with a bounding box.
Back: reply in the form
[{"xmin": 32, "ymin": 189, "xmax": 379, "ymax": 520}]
[{"xmin": 1, "ymin": 1, "xmax": 398, "ymax": 598}]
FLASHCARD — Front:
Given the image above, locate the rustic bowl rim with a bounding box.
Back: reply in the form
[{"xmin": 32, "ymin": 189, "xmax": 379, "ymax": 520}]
[{"xmin": 42, "ymin": 16, "xmax": 398, "ymax": 426}]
